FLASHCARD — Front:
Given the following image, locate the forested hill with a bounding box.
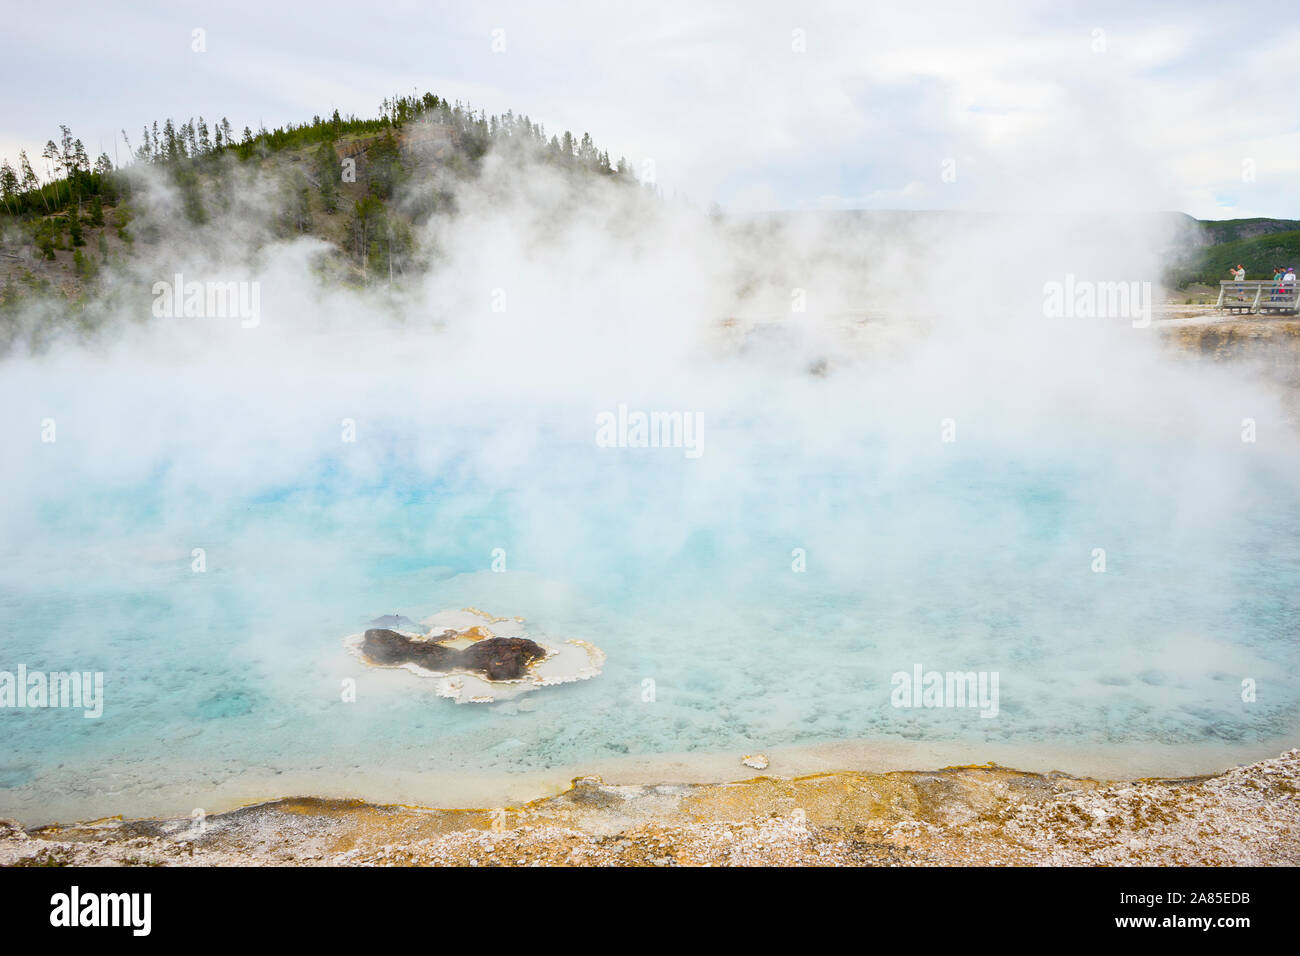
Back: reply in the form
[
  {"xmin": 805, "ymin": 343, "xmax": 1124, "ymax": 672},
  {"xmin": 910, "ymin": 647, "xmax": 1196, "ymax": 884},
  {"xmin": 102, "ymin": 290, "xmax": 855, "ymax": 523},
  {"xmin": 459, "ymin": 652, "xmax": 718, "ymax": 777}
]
[
  {"xmin": 4, "ymin": 93, "xmax": 1297, "ymax": 312},
  {"xmin": 0, "ymin": 91, "xmax": 640, "ymax": 304},
  {"xmin": 1166, "ymin": 213, "xmax": 1300, "ymax": 287}
]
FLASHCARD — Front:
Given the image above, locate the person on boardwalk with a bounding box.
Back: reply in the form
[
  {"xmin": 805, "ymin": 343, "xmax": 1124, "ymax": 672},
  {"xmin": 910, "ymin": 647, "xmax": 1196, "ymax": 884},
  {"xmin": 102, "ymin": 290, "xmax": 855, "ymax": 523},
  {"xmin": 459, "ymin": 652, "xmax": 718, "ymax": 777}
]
[{"xmin": 1227, "ymin": 264, "xmax": 1247, "ymax": 307}]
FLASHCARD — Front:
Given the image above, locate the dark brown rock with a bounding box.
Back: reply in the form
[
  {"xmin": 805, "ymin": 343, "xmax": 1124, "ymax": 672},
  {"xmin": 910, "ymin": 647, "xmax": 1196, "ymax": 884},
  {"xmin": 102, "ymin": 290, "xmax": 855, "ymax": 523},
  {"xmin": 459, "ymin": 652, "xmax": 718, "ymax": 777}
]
[
  {"xmin": 361, "ymin": 628, "xmax": 457, "ymax": 670},
  {"xmin": 360, "ymin": 629, "xmax": 546, "ymax": 680},
  {"xmin": 458, "ymin": 637, "xmax": 548, "ymax": 680}
]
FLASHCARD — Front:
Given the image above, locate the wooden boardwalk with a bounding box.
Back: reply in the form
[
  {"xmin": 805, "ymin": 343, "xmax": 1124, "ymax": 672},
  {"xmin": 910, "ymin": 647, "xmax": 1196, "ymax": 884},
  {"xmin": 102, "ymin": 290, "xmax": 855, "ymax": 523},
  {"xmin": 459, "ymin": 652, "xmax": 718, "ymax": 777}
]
[{"xmin": 1217, "ymin": 280, "xmax": 1300, "ymax": 314}]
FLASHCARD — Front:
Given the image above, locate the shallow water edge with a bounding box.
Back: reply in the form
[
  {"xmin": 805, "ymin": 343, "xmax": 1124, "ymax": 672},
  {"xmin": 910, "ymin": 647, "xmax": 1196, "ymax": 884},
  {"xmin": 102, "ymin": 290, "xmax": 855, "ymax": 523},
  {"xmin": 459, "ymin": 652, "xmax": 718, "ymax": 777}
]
[{"xmin": 4, "ymin": 731, "xmax": 1296, "ymax": 829}]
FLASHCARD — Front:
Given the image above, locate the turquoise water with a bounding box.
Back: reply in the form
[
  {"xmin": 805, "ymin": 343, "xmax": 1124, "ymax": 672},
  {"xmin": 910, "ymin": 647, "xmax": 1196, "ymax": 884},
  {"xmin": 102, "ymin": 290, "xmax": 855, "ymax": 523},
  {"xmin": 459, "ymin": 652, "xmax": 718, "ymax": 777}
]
[{"xmin": 2, "ymin": 326, "xmax": 1300, "ymax": 821}]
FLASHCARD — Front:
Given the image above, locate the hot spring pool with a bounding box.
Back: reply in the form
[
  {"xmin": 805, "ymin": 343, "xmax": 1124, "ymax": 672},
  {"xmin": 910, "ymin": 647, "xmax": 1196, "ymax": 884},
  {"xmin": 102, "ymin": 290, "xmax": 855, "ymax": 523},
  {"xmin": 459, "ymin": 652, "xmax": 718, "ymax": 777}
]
[{"xmin": 2, "ymin": 407, "xmax": 1299, "ymax": 824}]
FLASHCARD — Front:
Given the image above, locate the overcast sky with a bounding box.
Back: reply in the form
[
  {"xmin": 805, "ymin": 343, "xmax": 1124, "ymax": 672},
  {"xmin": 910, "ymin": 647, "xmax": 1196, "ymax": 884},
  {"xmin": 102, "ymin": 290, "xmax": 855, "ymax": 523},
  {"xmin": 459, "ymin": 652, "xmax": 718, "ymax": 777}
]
[{"xmin": 2, "ymin": 0, "xmax": 1297, "ymax": 218}]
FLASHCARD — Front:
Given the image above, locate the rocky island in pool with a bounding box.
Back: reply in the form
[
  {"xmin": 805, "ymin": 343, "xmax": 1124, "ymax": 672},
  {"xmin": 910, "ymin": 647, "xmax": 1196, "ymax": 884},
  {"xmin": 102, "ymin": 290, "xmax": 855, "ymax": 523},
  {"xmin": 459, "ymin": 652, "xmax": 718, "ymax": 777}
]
[
  {"xmin": 361, "ymin": 628, "xmax": 548, "ymax": 679},
  {"xmin": 344, "ymin": 608, "xmax": 605, "ymax": 703}
]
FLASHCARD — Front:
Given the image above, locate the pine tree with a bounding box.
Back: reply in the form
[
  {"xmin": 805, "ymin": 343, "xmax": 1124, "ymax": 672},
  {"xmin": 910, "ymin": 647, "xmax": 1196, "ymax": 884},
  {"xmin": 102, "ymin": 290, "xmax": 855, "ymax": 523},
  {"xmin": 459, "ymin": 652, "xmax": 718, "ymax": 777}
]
[
  {"xmin": 73, "ymin": 248, "xmax": 96, "ymax": 279},
  {"xmin": 19, "ymin": 152, "xmax": 44, "ymax": 212},
  {"xmin": 71, "ymin": 139, "xmax": 89, "ymax": 203},
  {"xmin": 113, "ymin": 204, "xmax": 132, "ymax": 243},
  {"xmin": 68, "ymin": 206, "xmax": 85, "ymax": 246},
  {"xmin": 288, "ymin": 173, "xmax": 312, "ymax": 233},
  {"xmin": 162, "ymin": 119, "xmax": 179, "ymax": 161},
  {"xmin": 36, "ymin": 226, "xmax": 56, "ymax": 260},
  {"xmin": 0, "ymin": 161, "xmax": 17, "ymax": 214},
  {"xmin": 314, "ymin": 141, "xmax": 338, "ymax": 213},
  {"xmin": 42, "ymin": 141, "xmax": 61, "ymax": 203},
  {"xmin": 58, "ymin": 126, "xmax": 75, "ymax": 176}
]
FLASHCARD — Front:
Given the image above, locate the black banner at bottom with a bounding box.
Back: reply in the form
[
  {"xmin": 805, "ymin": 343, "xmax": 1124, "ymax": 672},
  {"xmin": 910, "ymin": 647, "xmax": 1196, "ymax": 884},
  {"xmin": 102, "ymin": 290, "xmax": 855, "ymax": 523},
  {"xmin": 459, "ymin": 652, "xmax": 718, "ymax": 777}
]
[{"xmin": 0, "ymin": 864, "xmax": 1281, "ymax": 942}]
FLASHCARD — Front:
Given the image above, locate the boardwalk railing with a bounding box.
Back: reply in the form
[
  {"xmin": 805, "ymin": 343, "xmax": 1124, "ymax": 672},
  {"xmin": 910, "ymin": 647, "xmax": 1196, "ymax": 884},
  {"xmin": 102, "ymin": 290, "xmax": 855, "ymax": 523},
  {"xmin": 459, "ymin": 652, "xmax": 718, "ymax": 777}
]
[{"xmin": 1217, "ymin": 280, "xmax": 1300, "ymax": 314}]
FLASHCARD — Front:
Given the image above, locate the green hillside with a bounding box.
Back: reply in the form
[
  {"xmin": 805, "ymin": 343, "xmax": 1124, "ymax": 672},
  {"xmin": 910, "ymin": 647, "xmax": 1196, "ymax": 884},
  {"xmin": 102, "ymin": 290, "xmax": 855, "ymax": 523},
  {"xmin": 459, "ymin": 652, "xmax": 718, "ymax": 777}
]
[
  {"xmin": 1173, "ymin": 229, "xmax": 1300, "ymax": 286},
  {"xmin": 1199, "ymin": 217, "xmax": 1300, "ymax": 245},
  {"xmin": 0, "ymin": 92, "xmax": 637, "ymax": 314}
]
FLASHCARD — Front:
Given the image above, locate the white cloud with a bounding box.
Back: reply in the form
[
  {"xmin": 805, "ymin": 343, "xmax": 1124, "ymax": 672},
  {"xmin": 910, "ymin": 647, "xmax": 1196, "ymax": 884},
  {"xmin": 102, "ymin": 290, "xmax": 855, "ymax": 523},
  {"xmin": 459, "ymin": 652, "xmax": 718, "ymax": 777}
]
[{"xmin": 0, "ymin": 0, "xmax": 1296, "ymax": 218}]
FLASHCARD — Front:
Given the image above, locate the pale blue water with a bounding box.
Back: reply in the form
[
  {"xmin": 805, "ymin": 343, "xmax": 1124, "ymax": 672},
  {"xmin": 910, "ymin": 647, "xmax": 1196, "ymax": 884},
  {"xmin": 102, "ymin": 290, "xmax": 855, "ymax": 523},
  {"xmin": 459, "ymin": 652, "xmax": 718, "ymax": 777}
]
[
  {"xmin": 2, "ymin": 330, "xmax": 1300, "ymax": 821},
  {"xmin": 4, "ymin": 421, "xmax": 1300, "ymax": 800}
]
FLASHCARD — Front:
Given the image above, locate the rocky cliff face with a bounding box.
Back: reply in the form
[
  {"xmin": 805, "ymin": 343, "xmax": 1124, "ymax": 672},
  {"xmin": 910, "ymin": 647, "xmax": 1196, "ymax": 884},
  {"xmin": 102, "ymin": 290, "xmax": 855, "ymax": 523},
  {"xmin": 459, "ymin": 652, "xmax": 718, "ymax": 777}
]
[{"xmin": 1161, "ymin": 318, "xmax": 1300, "ymax": 417}]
